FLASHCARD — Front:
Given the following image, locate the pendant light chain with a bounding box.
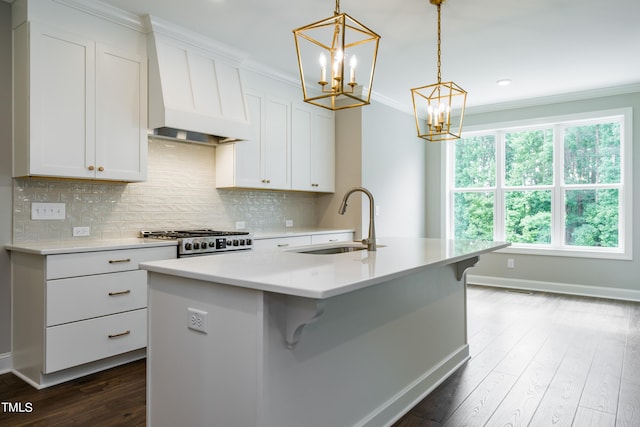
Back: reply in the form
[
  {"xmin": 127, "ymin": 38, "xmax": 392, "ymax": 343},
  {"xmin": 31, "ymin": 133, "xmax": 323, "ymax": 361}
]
[
  {"xmin": 436, "ymin": 2, "xmax": 442, "ymax": 84},
  {"xmin": 335, "ymin": 0, "xmax": 340, "ymax": 15}
]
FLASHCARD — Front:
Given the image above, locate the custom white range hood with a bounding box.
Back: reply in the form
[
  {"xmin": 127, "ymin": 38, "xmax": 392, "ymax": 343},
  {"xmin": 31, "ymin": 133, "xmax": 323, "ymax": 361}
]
[{"xmin": 145, "ymin": 16, "xmax": 253, "ymax": 144}]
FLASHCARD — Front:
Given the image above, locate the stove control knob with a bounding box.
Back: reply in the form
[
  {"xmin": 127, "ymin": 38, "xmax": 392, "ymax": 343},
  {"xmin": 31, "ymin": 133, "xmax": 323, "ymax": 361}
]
[
  {"xmin": 246, "ymin": 239, "xmax": 253, "ymax": 246},
  {"xmin": 227, "ymin": 240, "xmax": 233, "ymax": 246},
  {"xmin": 185, "ymin": 243, "xmax": 193, "ymax": 250},
  {"xmin": 233, "ymin": 240, "xmax": 239, "ymax": 246},
  {"xmin": 209, "ymin": 241, "xmax": 216, "ymax": 248},
  {"xmin": 193, "ymin": 242, "xmax": 200, "ymax": 250}
]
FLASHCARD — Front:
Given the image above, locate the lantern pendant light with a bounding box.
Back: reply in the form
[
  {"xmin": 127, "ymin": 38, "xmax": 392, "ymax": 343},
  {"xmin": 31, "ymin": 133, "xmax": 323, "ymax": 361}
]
[
  {"xmin": 293, "ymin": 0, "xmax": 381, "ymax": 110},
  {"xmin": 411, "ymin": 0, "xmax": 467, "ymax": 141}
]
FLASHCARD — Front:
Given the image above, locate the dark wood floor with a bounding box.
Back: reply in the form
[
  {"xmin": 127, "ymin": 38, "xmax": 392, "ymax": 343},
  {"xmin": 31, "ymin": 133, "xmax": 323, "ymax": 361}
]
[{"xmin": 1, "ymin": 285, "xmax": 638, "ymax": 427}]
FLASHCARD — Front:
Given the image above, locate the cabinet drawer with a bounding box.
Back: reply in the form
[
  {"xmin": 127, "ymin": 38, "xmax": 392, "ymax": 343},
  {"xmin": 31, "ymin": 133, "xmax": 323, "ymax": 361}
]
[
  {"xmin": 252, "ymin": 236, "xmax": 311, "ymax": 251},
  {"xmin": 310, "ymin": 232, "xmax": 354, "ymax": 245},
  {"xmin": 45, "ymin": 309, "xmax": 147, "ymax": 373},
  {"xmin": 47, "ymin": 270, "xmax": 147, "ymax": 326},
  {"xmin": 46, "ymin": 246, "xmax": 176, "ymax": 279}
]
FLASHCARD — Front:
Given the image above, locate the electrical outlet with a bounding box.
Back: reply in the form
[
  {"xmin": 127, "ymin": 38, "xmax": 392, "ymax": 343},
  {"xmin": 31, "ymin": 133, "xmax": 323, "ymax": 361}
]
[
  {"xmin": 235, "ymin": 221, "xmax": 246, "ymax": 230},
  {"xmin": 187, "ymin": 308, "xmax": 208, "ymax": 334},
  {"xmin": 507, "ymin": 258, "xmax": 515, "ymax": 268},
  {"xmin": 31, "ymin": 202, "xmax": 66, "ymax": 220},
  {"xmin": 72, "ymin": 226, "xmax": 90, "ymax": 237},
  {"xmin": 285, "ymin": 219, "xmax": 293, "ymax": 227}
]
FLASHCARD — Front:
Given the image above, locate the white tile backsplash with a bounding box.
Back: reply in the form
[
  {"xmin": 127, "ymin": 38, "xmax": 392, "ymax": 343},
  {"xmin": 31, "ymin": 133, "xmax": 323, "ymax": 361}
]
[{"xmin": 13, "ymin": 139, "xmax": 318, "ymax": 243}]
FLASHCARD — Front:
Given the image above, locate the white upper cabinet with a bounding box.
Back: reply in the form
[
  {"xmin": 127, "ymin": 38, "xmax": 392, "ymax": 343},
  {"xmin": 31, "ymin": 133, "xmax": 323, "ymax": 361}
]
[
  {"xmin": 216, "ymin": 89, "xmax": 335, "ymax": 193},
  {"xmin": 216, "ymin": 90, "xmax": 291, "ymax": 190},
  {"xmin": 13, "ymin": 21, "xmax": 147, "ymax": 182},
  {"xmin": 95, "ymin": 44, "xmax": 147, "ymax": 182},
  {"xmin": 291, "ymin": 103, "xmax": 335, "ymax": 192}
]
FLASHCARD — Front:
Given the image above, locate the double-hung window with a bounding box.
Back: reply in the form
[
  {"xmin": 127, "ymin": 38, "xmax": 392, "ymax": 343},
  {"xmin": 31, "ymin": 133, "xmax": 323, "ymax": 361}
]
[{"xmin": 446, "ymin": 108, "xmax": 632, "ymax": 259}]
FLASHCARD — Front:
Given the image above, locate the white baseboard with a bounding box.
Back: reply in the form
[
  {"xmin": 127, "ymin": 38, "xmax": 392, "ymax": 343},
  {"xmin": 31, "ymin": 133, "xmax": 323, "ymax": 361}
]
[
  {"xmin": 359, "ymin": 344, "xmax": 470, "ymax": 427},
  {"xmin": 0, "ymin": 352, "xmax": 12, "ymax": 374},
  {"xmin": 468, "ymin": 274, "xmax": 640, "ymax": 302}
]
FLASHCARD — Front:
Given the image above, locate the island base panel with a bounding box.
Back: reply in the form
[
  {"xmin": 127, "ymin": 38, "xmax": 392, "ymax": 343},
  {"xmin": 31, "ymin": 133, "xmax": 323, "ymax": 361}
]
[{"xmin": 147, "ymin": 262, "xmax": 469, "ymax": 427}]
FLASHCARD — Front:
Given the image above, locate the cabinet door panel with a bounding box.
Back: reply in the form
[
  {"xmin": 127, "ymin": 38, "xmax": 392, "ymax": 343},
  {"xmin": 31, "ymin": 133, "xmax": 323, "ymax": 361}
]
[
  {"xmin": 310, "ymin": 232, "xmax": 354, "ymax": 245},
  {"xmin": 312, "ymin": 109, "xmax": 335, "ymax": 192},
  {"xmin": 30, "ymin": 23, "xmax": 95, "ymax": 179},
  {"xmin": 46, "ymin": 246, "xmax": 177, "ymax": 280},
  {"xmin": 252, "ymin": 236, "xmax": 311, "ymax": 251},
  {"xmin": 264, "ymin": 96, "xmax": 290, "ymax": 189},
  {"xmin": 234, "ymin": 92, "xmax": 263, "ymax": 187},
  {"xmin": 45, "ymin": 309, "xmax": 147, "ymax": 373},
  {"xmin": 47, "ymin": 270, "xmax": 147, "ymax": 326},
  {"xmin": 291, "ymin": 103, "xmax": 313, "ymax": 191},
  {"xmin": 95, "ymin": 45, "xmax": 147, "ymax": 181}
]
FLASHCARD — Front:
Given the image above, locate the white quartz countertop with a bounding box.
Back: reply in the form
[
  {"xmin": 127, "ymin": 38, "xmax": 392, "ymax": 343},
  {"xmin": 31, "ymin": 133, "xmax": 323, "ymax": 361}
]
[
  {"xmin": 140, "ymin": 237, "xmax": 509, "ymax": 299},
  {"xmin": 5, "ymin": 238, "xmax": 178, "ymax": 255}
]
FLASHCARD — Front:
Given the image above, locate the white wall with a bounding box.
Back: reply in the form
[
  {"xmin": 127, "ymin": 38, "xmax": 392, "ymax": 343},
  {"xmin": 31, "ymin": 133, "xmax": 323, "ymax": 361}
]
[
  {"xmin": 361, "ymin": 102, "xmax": 427, "ymax": 238},
  {"xmin": 0, "ymin": 1, "xmax": 12, "ymax": 356},
  {"xmin": 425, "ymin": 90, "xmax": 640, "ymax": 295},
  {"xmin": 318, "ymin": 102, "xmax": 427, "ymax": 239}
]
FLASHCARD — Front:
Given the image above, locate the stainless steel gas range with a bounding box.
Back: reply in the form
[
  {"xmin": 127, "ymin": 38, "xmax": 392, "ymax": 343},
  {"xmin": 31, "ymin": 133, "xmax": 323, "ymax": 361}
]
[{"xmin": 141, "ymin": 229, "xmax": 253, "ymax": 257}]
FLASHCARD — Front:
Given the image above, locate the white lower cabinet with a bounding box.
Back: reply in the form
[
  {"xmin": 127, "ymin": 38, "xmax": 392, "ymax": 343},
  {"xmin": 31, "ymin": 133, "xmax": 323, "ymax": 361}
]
[
  {"xmin": 253, "ymin": 231, "xmax": 354, "ymax": 251},
  {"xmin": 10, "ymin": 245, "xmax": 176, "ymax": 388},
  {"xmin": 310, "ymin": 232, "xmax": 354, "ymax": 245},
  {"xmin": 252, "ymin": 236, "xmax": 311, "ymax": 251},
  {"xmin": 45, "ymin": 309, "xmax": 147, "ymax": 374}
]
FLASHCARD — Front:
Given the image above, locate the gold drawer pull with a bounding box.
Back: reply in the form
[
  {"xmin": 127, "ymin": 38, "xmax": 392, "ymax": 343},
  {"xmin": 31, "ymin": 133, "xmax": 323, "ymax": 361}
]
[
  {"xmin": 98, "ymin": 166, "xmax": 104, "ymax": 172},
  {"xmin": 277, "ymin": 243, "xmax": 289, "ymax": 247},
  {"xmin": 108, "ymin": 330, "xmax": 131, "ymax": 339},
  {"xmin": 108, "ymin": 259, "xmax": 131, "ymax": 264},
  {"xmin": 108, "ymin": 290, "xmax": 131, "ymax": 296}
]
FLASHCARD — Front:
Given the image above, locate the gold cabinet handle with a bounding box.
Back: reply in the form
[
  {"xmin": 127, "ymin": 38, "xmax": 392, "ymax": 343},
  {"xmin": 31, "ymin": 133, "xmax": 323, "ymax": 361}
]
[
  {"xmin": 277, "ymin": 243, "xmax": 289, "ymax": 247},
  {"xmin": 98, "ymin": 166, "xmax": 104, "ymax": 172},
  {"xmin": 108, "ymin": 290, "xmax": 131, "ymax": 296},
  {"xmin": 108, "ymin": 330, "xmax": 131, "ymax": 339},
  {"xmin": 108, "ymin": 259, "xmax": 131, "ymax": 264},
  {"xmin": 88, "ymin": 165, "xmax": 95, "ymax": 171}
]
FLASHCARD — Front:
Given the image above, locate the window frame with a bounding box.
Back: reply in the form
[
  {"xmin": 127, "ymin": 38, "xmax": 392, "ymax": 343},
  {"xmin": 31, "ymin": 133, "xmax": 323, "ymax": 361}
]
[{"xmin": 445, "ymin": 108, "xmax": 633, "ymax": 260}]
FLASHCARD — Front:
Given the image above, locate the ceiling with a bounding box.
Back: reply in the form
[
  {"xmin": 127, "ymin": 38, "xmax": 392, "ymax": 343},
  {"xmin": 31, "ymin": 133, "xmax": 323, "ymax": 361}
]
[{"xmin": 37, "ymin": 0, "xmax": 640, "ymax": 112}]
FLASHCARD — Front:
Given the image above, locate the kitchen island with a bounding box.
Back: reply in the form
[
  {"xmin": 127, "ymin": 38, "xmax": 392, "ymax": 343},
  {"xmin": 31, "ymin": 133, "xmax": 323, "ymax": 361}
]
[{"xmin": 140, "ymin": 237, "xmax": 508, "ymax": 427}]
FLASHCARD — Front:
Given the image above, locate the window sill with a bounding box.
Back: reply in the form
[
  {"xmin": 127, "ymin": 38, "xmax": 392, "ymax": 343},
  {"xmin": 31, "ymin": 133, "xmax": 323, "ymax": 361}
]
[{"xmin": 495, "ymin": 245, "xmax": 631, "ymax": 261}]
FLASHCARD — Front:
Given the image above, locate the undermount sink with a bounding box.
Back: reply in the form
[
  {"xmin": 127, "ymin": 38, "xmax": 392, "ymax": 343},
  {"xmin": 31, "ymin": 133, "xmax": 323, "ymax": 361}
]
[
  {"xmin": 290, "ymin": 243, "xmax": 384, "ymax": 255},
  {"xmin": 296, "ymin": 245, "xmax": 368, "ymax": 255}
]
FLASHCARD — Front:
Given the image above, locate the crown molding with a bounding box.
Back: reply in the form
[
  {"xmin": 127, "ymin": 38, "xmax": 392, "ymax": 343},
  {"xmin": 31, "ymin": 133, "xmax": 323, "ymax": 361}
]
[{"xmin": 52, "ymin": 0, "xmax": 144, "ymax": 32}]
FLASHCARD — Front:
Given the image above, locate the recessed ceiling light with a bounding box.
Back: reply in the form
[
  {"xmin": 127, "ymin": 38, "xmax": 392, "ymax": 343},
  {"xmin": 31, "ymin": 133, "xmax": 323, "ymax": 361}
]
[{"xmin": 496, "ymin": 79, "xmax": 512, "ymax": 86}]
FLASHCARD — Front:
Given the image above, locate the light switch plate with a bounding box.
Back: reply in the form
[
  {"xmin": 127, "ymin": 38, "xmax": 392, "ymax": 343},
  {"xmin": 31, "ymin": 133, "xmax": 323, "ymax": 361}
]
[{"xmin": 31, "ymin": 202, "xmax": 66, "ymax": 220}]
